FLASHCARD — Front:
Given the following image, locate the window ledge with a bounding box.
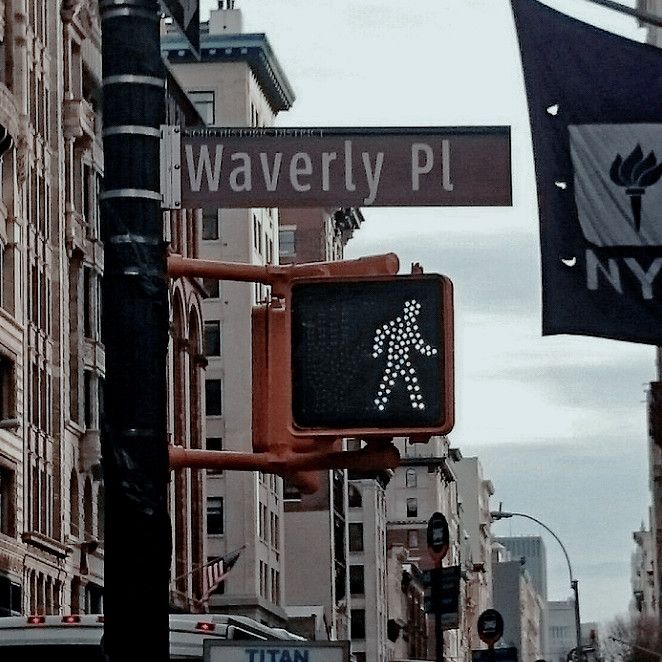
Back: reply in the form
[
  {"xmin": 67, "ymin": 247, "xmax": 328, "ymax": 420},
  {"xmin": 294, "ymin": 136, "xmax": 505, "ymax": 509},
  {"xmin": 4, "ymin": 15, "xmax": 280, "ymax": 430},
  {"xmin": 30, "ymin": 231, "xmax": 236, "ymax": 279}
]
[{"xmin": 21, "ymin": 531, "xmax": 72, "ymax": 559}]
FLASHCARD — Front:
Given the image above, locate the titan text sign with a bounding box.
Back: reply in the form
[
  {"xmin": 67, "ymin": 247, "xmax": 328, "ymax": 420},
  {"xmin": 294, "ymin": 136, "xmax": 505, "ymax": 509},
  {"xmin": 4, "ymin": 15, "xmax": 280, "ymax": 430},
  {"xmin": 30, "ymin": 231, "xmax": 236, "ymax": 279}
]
[
  {"xmin": 203, "ymin": 641, "xmax": 350, "ymax": 662},
  {"xmin": 175, "ymin": 126, "xmax": 512, "ymax": 208}
]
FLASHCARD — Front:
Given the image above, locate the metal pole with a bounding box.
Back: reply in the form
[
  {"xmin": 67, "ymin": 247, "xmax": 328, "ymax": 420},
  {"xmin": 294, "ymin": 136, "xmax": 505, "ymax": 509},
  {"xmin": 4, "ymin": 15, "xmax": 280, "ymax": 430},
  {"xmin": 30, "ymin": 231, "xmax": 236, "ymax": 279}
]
[
  {"xmin": 491, "ymin": 511, "xmax": 581, "ymax": 662},
  {"xmin": 99, "ymin": 1, "xmax": 170, "ymax": 661},
  {"xmin": 578, "ymin": 0, "xmax": 662, "ymax": 29},
  {"xmin": 572, "ymin": 580, "xmax": 582, "ymax": 662},
  {"xmin": 435, "ymin": 577, "xmax": 444, "ymax": 662}
]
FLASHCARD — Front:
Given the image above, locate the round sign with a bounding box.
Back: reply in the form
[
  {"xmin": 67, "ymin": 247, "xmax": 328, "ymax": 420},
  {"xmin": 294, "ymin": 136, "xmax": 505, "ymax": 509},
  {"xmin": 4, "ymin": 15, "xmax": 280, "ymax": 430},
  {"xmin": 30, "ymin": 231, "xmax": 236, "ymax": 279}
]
[
  {"xmin": 427, "ymin": 512, "xmax": 450, "ymax": 556},
  {"xmin": 477, "ymin": 608, "xmax": 504, "ymax": 645}
]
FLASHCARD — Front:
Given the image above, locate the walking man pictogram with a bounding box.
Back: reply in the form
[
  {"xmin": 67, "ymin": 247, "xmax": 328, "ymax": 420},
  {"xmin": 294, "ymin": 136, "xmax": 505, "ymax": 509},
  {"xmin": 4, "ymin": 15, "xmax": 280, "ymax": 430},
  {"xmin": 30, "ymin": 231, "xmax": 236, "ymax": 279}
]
[{"xmin": 372, "ymin": 299, "xmax": 438, "ymax": 411}]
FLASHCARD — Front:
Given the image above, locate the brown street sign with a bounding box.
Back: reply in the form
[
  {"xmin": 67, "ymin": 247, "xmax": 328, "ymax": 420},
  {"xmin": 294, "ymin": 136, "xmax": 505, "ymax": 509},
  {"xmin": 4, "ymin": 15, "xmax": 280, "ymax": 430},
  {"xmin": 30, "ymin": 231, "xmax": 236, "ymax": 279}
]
[{"xmin": 172, "ymin": 126, "xmax": 512, "ymax": 209}]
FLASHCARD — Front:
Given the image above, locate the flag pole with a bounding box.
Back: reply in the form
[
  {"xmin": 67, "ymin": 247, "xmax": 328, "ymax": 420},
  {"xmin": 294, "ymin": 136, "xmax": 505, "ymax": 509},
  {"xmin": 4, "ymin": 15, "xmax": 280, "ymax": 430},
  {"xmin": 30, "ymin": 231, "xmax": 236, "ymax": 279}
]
[
  {"xmin": 170, "ymin": 545, "xmax": 246, "ymax": 585},
  {"xmin": 578, "ymin": 0, "xmax": 662, "ymax": 28}
]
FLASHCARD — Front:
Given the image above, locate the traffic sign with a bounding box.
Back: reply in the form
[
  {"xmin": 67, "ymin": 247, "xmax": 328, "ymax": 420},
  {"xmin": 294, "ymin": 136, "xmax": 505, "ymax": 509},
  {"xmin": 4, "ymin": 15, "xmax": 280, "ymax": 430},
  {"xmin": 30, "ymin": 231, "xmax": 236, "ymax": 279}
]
[
  {"xmin": 160, "ymin": 0, "xmax": 200, "ymax": 57},
  {"xmin": 289, "ymin": 274, "xmax": 454, "ymax": 437},
  {"xmin": 169, "ymin": 126, "xmax": 512, "ymax": 209},
  {"xmin": 477, "ymin": 609, "xmax": 505, "ymax": 646},
  {"xmin": 423, "ymin": 565, "xmax": 461, "ymax": 629},
  {"xmin": 472, "ymin": 648, "xmax": 518, "ymax": 662},
  {"xmin": 427, "ymin": 512, "xmax": 450, "ymax": 556}
]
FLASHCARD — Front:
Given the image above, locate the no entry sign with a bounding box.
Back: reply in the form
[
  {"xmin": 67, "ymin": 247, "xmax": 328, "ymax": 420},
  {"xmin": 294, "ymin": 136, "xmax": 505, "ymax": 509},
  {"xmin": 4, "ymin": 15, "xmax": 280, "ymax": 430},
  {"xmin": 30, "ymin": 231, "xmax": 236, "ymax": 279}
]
[{"xmin": 164, "ymin": 126, "xmax": 512, "ymax": 209}]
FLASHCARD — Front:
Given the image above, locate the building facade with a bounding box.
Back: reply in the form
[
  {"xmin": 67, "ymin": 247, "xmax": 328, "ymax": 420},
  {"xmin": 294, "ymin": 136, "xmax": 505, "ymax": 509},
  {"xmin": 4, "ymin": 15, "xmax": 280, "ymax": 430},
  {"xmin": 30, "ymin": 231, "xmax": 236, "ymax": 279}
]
[
  {"xmin": 455, "ymin": 457, "xmax": 494, "ymax": 651},
  {"xmin": 492, "ymin": 560, "xmax": 544, "ymax": 662},
  {"xmin": 385, "ymin": 436, "xmax": 469, "ymax": 662},
  {"xmin": 0, "ymin": 0, "xmax": 208, "ymax": 618},
  {"xmin": 280, "ymin": 206, "xmax": 363, "ymax": 641},
  {"xmin": 162, "ymin": 5, "xmax": 295, "ymax": 625},
  {"xmin": 348, "ymin": 469, "xmax": 391, "ymax": 662}
]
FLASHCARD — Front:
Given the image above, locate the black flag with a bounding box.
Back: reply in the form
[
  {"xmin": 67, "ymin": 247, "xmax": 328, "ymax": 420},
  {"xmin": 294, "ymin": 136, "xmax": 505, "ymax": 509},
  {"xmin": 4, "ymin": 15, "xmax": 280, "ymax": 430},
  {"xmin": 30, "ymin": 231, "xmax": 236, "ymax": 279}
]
[{"xmin": 512, "ymin": 0, "xmax": 662, "ymax": 344}]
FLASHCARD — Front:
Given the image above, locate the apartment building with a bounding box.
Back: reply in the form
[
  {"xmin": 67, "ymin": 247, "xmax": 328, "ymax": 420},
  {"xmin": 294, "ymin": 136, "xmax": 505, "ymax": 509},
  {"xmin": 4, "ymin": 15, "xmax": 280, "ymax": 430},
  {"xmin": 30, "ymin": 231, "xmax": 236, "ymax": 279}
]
[
  {"xmin": 455, "ymin": 457, "xmax": 494, "ymax": 650},
  {"xmin": 631, "ymin": 519, "xmax": 656, "ymax": 617},
  {"xmin": 385, "ymin": 436, "xmax": 469, "ymax": 662},
  {"xmin": 492, "ymin": 559, "xmax": 544, "ymax": 662},
  {"xmin": 348, "ymin": 467, "xmax": 391, "ymax": 662},
  {"xmin": 162, "ymin": 5, "xmax": 295, "ymax": 625},
  {"xmin": 279, "ymin": 206, "xmax": 363, "ymax": 641}
]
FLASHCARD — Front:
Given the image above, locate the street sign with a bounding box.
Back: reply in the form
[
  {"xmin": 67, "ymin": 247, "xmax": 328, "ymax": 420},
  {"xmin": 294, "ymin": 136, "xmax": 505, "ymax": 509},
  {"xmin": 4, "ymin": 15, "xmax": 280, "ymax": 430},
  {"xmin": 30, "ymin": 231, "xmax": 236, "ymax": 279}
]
[
  {"xmin": 160, "ymin": 0, "xmax": 200, "ymax": 57},
  {"xmin": 427, "ymin": 512, "xmax": 450, "ymax": 556},
  {"xmin": 204, "ymin": 640, "xmax": 350, "ymax": 662},
  {"xmin": 289, "ymin": 275, "xmax": 454, "ymax": 437},
  {"xmin": 477, "ymin": 609, "xmax": 505, "ymax": 646},
  {"xmin": 423, "ymin": 565, "xmax": 461, "ymax": 629},
  {"xmin": 170, "ymin": 126, "xmax": 512, "ymax": 209},
  {"xmin": 472, "ymin": 648, "xmax": 518, "ymax": 662}
]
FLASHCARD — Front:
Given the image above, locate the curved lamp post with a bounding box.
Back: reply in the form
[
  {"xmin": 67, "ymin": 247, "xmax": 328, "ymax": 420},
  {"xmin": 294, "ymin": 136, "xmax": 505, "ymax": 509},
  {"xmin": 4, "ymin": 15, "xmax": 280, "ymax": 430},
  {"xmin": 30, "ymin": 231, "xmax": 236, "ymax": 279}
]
[{"xmin": 490, "ymin": 509, "xmax": 582, "ymax": 662}]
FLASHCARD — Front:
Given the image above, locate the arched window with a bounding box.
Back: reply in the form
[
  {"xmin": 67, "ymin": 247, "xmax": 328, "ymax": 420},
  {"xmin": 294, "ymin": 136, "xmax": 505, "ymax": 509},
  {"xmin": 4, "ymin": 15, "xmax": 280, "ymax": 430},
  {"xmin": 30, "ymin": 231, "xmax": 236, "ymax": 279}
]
[{"xmin": 405, "ymin": 468, "xmax": 417, "ymax": 488}]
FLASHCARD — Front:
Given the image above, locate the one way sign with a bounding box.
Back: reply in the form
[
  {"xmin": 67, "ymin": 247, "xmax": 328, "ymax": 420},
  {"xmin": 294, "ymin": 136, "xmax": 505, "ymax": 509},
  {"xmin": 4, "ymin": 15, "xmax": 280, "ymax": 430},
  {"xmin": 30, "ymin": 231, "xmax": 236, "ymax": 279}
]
[{"xmin": 160, "ymin": 0, "xmax": 200, "ymax": 57}]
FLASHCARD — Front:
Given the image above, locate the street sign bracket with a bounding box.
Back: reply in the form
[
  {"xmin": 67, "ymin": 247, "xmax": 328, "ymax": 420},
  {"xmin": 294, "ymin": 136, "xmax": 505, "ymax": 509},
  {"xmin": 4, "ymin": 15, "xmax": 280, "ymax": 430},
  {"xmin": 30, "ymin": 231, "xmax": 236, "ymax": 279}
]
[{"xmin": 161, "ymin": 125, "xmax": 182, "ymax": 209}]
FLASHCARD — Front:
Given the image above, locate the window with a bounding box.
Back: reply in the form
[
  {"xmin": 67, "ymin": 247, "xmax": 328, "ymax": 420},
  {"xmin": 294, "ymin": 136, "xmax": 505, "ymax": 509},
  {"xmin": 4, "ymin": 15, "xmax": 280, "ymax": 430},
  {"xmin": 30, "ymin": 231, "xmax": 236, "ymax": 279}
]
[
  {"xmin": 203, "ymin": 278, "xmax": 219, "ymax": 298},
  {"xmin": 204, "ymin": 321, "xmax": 222, "ymax": 356},
  {"xmin": 202, "ymin": 209, "xmax": 219, "ymax": 240},
  {"xmin": 349, "ymin": 565, "xmax": 364, "ymax": 595},
  {"xmin": 406, "ymin": 497, "xmax": 418, "ymax": 517},
  {"xmin": 188, "ymin": 90, "xmax": 215, "ymax": 124},
  {"xmin": 408, "ymin": 529, "xmax": 419, "ymax": 549},
  {"xmin": 0, "ymin": 354, "xmax": 14, "ymax": 422},
  {"xmin": 206, "ymin": 437, "xmax": 223, "ymax": 475},
  {"xmin": 348, "ymin": 523, "xmax": 363, "ymax": 552},
  {"xmin": 83, "ymin": 267, "xmax": 92, "ymax": 338},
  {"xmin": 351, "ymin": 609, "xmax": 366, "ymax": 640},
  {"xmin": 205, "ymin": 379, "xmax": 222, "ymax": 416},
  {"xmin": 206, "ymin": 497, "xmax": 224, "ymax": 535},
  {"xmin": 279, "ymin": 229, "xmax": 296, "ymax": 257},
  {"xmin": 0, "ymin": 463, "xmax": 16, "ymax": 537},
  {"xmin": 84, "ymin": 371, "xmax": 94, "ymax": 428},
  {"xmin": 348, "ymin": 484, "xmax": 362, "ymax": 508},
  {"xmin": 406, "ymin": 468, "xmax": 417, "ymax": 488}
]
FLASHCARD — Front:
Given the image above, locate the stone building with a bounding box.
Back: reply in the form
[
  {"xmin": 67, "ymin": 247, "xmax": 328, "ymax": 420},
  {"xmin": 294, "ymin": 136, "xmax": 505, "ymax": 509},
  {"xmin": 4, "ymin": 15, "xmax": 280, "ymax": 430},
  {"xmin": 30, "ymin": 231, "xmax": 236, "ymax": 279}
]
[{"xmin": 0, "ymin": 0, "xmax": 206, "ymax": 617}]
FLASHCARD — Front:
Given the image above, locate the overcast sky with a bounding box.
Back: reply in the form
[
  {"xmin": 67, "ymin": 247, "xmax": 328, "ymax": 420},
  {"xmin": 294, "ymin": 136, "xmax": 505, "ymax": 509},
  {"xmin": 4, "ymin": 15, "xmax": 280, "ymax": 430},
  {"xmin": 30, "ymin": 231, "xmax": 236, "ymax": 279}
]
[{"xmin": 199, "ymin": 0, "xmax": 657, "ymax": 626}]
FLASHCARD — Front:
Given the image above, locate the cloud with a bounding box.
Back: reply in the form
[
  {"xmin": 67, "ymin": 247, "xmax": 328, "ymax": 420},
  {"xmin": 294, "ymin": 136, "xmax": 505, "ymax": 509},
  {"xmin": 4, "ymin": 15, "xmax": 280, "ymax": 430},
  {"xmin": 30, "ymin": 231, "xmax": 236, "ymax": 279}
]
[{"xmin": 466, "ymin": 438, "xmax": 649, "ymax": 622}]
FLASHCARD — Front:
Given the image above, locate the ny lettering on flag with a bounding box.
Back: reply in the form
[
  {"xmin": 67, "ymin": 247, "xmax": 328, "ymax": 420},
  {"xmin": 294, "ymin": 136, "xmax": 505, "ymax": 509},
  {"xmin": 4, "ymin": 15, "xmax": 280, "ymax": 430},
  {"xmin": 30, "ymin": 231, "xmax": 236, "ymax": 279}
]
[
  {"xmin": 203, "ymin": 546, "xmax": 243, "ymax": 599},
  {"xmin": 511, "ymin": 0, "xmax": 662, "ymax": 344}
]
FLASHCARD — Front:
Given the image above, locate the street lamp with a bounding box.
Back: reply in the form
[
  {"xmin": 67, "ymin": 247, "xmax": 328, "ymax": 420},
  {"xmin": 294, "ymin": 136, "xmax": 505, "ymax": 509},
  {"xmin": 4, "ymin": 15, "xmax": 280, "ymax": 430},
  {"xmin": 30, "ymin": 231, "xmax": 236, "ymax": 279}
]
[{"xmin": 490, "ymin": 508, "xmax": 582, "ymax": 662}]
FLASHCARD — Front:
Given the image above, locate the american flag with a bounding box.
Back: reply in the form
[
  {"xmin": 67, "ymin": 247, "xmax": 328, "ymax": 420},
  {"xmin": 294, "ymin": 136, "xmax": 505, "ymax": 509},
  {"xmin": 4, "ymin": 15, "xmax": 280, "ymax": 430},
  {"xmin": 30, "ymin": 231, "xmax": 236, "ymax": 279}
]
[{"xmin": 203, "ymin": 546, "xmax": 244, "ymax": 599}]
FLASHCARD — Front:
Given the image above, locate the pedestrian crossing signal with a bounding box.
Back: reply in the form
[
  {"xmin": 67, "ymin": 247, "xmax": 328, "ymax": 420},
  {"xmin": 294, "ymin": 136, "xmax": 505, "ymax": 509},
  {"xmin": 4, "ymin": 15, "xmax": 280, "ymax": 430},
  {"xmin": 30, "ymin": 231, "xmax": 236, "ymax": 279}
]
[{"xmin": 290, "ymin": 274, "xmax": 454, "ymax": 437}]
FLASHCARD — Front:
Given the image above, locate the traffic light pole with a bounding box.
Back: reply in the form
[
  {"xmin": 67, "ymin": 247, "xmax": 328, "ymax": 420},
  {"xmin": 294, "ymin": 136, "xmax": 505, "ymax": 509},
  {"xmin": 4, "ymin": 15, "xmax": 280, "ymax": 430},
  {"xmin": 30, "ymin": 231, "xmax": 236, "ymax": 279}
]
[
  {"xmin": 100, "ymin": 2, "xmax": 170, "ymax": 661},
  {"xmin": 167, "ymin": 252, "xmax": 403, "ymax": 490},
  {"xmin": 435, "ymin": 588, "xmax": 444, "ymax": 662}
]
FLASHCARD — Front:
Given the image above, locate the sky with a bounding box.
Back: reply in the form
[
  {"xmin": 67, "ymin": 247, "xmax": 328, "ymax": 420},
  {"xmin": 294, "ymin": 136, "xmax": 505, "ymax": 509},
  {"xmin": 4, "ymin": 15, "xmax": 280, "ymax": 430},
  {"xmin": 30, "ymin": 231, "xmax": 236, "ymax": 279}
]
[{"xmin": 197, "ymin": 0, "xmax": 657, "ymax": 626}]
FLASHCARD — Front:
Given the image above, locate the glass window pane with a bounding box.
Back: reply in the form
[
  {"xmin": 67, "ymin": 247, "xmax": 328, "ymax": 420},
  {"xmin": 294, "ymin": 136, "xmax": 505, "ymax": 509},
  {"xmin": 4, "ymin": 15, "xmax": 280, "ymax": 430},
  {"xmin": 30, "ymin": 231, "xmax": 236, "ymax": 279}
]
[
  {"xmin": 202, "ymin": 209, "xmax": 219, "ymax": 240},
  {"xmin": 204, "ymin": 321, "xmax": 221, "ymax": 356},
  {"xmin": 206, "ymin": 497, "xmax": 224, "ymax": 535},
  {"xmin": 205, "ymin": 379, "xmax": 222, "ymax": 416}
]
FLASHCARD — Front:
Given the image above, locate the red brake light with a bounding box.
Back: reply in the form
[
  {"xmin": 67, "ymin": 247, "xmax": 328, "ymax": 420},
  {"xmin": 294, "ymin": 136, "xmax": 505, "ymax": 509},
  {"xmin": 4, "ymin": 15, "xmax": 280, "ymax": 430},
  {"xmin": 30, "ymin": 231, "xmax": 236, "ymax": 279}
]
[
  {"xmin": 62, "ymin": 615, "xmax": 81, "ymax": 624},
  {"xmin": 97, "ymin": 615, "xmax": 105, "ymax": 623},
  {"xmin": 27, "ymin": 616, "xmax": 45, "ymax": 625},
  {"xmin": 195, "ymin": 621, "xmax": 215, "ymax": 632}
]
